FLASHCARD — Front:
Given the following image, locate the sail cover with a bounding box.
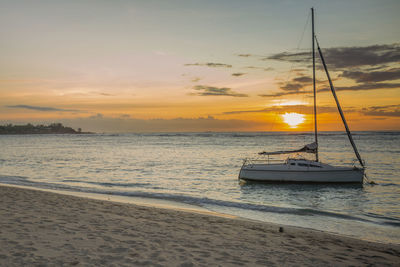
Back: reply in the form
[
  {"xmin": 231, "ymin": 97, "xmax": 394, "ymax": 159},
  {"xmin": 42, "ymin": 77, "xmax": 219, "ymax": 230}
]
[{"xmin": 258, "ymin": 142, "xmax": 317, "ymax": 155}]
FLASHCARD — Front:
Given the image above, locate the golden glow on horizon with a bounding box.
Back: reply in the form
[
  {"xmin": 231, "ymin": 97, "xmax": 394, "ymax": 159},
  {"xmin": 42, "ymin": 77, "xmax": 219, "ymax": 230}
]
[
  {"xmin": 272, "ymin": 100, "xmax": 307, "ymax": 106},
  {"xmin": 282, "ymin": 112, "xmax": 305, "ymax": 128}
]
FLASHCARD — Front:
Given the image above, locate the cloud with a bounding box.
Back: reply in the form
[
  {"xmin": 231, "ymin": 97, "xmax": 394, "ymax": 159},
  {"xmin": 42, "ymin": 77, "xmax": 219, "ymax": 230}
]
[
  {"xmin": 267, "ymin": 43, "xmax": 400, "ymax": 70},
  {"xmin": 280, "ymin": 83, "xmax": 304, "ymax": 92},
  {"xmin": 292, "ymin": 76, "xmax": 313, "ymax": 83},
  {"xmin": 89, "ymin": 113, "xmax": 104, "ymax": 119},
  {"xmin": 368, "ymin": 104, "xmax": 400, "ymax": 110},
  {"xmin": 6, "ymin": 105, "xmax": 81, "ymax": 112},
  {"xmin": 260, "ymin": 75, "xmax": 314, "ymax": 97},
  {"xmin": 339, "ymin": 68, "xmax": 400, "ymax": 83},
  {"xmin": 98, "ymin": 93, "xmax": 113, "ymax": 96},
  {"xmin": 232, "ymin": 73, "xmax": 246, "ymax": 77},
  {"xmin": 184, "ymin": 62, "xmax": 232, "ymax": 68},
  {"xmin": 223, "ymin": 105, "xmax": 341, "ymax": 115},
  {"xmin": 318, "ymin": 44, "xmax": 400, "ymax": 69},
  {"xmin": 364, "ymin": 111, "xmax": 400, "ymax": 117},
  {"xmin": 87, "ymin": 91, "xmax": 115, "ymax": 97},
  {"xmin": 266, "ymin": 51, "xmax": 309, "ymax": 64},
  {"xmin": 237, "ymin": 54, "xmax": 252, "ymax": 57},
  {"xmin": 361, "ymin": 104, "xmax": 400, "ymax": 117},
  {"xmin": 245, "ymin": 66, "xmax": 274, "ymax": 71},
  {"xmin": 191, "ymin": 77, "xmax": 202, "ymax": 82},
  {"xmin": 264, "ymin": 43, "xmax": 400, "ymax": 95},
  {"xmin": 318, "ymin": 82, "xmax": 400, "ymax": 92},
  {"xmin": 192, "ymin": 85, "xmax": 248, "ymax": 97}
]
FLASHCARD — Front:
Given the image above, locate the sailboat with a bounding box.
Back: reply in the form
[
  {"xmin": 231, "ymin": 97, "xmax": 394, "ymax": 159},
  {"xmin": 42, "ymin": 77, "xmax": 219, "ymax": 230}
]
[{"xmin": 238, "ymin": 8, "xmax": 365, "ymax": 183}]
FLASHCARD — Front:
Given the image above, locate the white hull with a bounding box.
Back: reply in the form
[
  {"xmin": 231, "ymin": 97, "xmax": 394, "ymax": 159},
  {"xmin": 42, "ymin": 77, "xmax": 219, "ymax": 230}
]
[{"xmin": 239, "ymin": 159, "xmax": 364, "ymax": 183}]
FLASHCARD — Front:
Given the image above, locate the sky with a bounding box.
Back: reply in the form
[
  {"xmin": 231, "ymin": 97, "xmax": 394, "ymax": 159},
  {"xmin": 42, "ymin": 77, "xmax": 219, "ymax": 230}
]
[{"xmin": 0, "ymin": 0, "xmax": 399, "ymax": 132}]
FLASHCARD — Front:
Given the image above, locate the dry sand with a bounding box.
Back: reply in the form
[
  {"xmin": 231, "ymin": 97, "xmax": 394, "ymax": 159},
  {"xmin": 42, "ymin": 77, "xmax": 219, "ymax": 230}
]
[{"xmin": 0, "ymin": 185, "xmax": 398, "ymax": 266}]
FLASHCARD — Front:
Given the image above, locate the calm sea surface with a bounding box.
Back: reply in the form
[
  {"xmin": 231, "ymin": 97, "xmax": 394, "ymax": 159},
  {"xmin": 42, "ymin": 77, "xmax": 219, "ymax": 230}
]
[{"xmin": 0, "ymin": 132, "xmax": 399, "ymax": 244}]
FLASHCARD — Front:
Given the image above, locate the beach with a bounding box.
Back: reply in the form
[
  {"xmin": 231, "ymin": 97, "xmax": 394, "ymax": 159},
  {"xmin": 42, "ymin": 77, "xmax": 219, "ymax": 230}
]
[{"xmin": 0, "ymin": 185, "xmax": 398, "ymax": 266}]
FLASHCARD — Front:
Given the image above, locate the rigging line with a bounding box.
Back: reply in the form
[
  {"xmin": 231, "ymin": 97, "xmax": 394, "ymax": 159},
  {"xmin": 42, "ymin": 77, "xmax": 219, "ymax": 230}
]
[
  {"xmin": 300, "ymin": 12, "xmax": 313, "ymax": 145},
  {"xmin": 364, "ymin": 173, "xmax": 376, "ymax": 185},
  {"xmin": 292, "ymin": 11, "xmax": 311, "ymax": 144},
  {"xmin": 269, "ymin": 11, "xmax": 311, "ymax": 133},
  {"xmin": 283, "ymin": 11, "xmax": 311, "ymax": 85}
]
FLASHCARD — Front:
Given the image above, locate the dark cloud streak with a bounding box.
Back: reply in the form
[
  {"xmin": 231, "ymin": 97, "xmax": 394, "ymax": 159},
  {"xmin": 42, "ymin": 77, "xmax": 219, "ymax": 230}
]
[
  {"xmin": 193, "ymin": 85, "xmax": 248, "ymax": 97},
  {"xmin": 318, "ymin": 82, "xmax": 400, "ymax": 92},
  {"xmin": 361, "ymin": 104, "xmax": 400, "ymax": 117},
  {"xmin": 184, "ymin": 62, "xmax": 232, "ymax": 68},
  {"xmin": 246, "ymin": 66, "xmax": 274, "ymax": 71},
  {"xmin": 223, "ymin": 105, "xmax": 343, "ymax": 115},
  {"xmin": 260, "ymin": 75, "xmax": 315, "ymax": 97},
  {"xmin": 340, "ymin": 68, "xmax": 400, "ymax": 83},
  {"xmin": 267, "ymin": 43, "xmax": 400, "ymax": 70},
  {"xmin": 6, "ymin": 105, "xmax": 81, "ymax": 112},
  {"xmin": 264, "ymin": 43, "xmax": 400, "ymax": 95}
]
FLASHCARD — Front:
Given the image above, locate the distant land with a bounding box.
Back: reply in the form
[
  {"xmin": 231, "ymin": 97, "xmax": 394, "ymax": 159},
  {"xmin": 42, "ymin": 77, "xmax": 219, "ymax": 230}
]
[{"xmin": 0, "ymin": 123, "xmax": 92, "ymax": 135}]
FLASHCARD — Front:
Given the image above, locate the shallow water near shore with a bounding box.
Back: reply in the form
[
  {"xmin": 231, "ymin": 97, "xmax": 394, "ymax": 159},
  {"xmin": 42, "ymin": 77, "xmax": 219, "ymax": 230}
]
[{"xmin": 0, "ymin": 132, "xmax": 399, "ymax": 244}]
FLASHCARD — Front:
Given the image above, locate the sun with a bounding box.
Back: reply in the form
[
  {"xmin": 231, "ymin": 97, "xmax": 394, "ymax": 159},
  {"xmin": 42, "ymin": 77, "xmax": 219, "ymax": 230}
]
[{"xmin": 282, "ymin": 112, "xmax": 305, "ymax": 128}]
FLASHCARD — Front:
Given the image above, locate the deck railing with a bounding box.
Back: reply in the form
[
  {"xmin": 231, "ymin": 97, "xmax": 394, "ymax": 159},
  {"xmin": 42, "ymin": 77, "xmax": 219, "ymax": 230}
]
[{"xmin": 242, "ymin": 157, "xmax": 284, "ymax": 166}]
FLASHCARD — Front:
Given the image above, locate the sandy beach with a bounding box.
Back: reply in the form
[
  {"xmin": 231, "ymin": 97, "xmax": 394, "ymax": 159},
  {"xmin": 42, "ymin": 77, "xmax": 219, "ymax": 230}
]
[{"xmin": 0, "ymin": 185, "xmax": 398, "ymax": 266}]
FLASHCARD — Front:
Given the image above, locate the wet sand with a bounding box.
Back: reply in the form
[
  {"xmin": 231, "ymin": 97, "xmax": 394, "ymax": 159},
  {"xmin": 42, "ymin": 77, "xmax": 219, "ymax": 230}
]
[{"xmin": 0, "ymin": 184, "xmax": 398, "ymax": 266}]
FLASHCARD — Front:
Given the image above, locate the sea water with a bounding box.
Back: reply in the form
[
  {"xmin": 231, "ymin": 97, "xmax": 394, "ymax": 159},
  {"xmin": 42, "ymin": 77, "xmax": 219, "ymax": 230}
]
[{"xmin": 0, "ymin": 132, "xmax": 399, "ymax": 244}]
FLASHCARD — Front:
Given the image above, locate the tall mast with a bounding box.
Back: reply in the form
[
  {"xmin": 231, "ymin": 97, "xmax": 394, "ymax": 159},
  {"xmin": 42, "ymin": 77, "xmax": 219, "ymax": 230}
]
[{"xmin": 312, "ymin": 8, "xmax": 319, "ymax": 162}]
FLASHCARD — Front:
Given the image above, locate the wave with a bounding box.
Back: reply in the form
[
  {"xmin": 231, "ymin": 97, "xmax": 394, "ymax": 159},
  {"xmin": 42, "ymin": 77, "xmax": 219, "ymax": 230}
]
[
  {"xmin": 62, "ymin": 179, "xmax": 150, "ymax": 188},
  {"xmin": 378, "ymin": 182, "xmax": 400, "ymax": 187}
]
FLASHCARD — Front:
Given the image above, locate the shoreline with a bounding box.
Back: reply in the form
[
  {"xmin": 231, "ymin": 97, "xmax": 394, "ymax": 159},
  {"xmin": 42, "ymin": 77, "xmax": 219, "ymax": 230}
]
[
  {"xmin": 1, "ymin": 183, "xmax": 237, "ymax": 219},
  {"xmin": 2, "ymin": 182, "xmax": 398, "ymax": 245},
  {"xmin": 0, "ymin": 184, "xmax": 399, "ymax": 265}
]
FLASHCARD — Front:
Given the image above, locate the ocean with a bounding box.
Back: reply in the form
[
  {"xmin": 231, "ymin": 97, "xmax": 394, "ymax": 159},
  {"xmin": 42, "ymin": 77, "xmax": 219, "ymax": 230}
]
[{"xmin": 0, "ymin": 132, "xmax": 399, "ymax": 244}]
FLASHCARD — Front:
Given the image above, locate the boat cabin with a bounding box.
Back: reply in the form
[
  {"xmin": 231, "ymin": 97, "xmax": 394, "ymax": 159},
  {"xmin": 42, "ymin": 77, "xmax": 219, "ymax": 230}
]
[{"xmin": 286, "ymin": 158, "xmax": 322, "ymax": 168}]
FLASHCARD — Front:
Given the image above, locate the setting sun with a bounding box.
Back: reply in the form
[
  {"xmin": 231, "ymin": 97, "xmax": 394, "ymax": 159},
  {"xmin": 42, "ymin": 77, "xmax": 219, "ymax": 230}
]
[{"xmin": 282, "ymin": 112, "xmax": 305, "ymax": 128}]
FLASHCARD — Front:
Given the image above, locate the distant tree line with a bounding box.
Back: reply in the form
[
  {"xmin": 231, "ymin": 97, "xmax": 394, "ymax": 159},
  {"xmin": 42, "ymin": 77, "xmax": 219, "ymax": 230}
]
[{"xmin": 0, "ymin": 123, "xmax": 89, "ymax": 134}]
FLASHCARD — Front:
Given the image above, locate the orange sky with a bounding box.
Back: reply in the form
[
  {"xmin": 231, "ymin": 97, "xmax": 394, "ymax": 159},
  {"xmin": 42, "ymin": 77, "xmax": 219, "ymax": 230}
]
[{"xmin": 0, "ymin": 1, "xmax": 399, "ymax": 132}]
